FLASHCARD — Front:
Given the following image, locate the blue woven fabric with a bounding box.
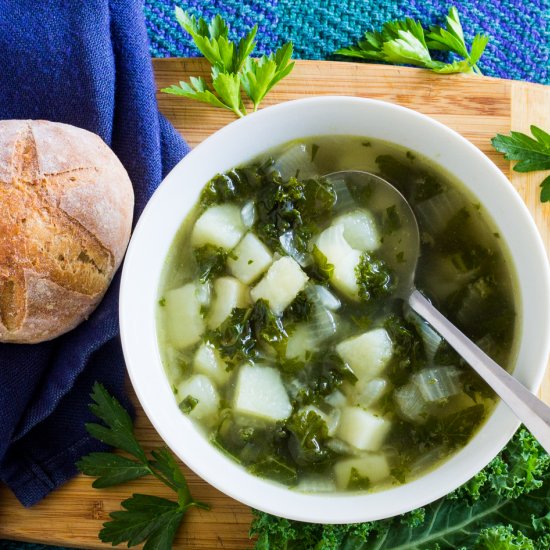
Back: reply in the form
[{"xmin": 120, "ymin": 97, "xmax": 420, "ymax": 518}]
[
  {"xmin": 0, "ymin": 0, "xmax": 188, "ymax": 508},
  {"xmin": 145, "ymin": 0, "xmax": 550, "ymax": 84}
]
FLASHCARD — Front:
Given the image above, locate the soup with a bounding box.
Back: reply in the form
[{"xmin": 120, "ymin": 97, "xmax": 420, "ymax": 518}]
[{"xmin": 157, "ymin": 136, "xmax": 518, "ymax": 493}]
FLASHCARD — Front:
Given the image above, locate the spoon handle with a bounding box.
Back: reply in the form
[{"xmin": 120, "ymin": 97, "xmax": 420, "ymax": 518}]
[{"xmin": 409, "ymin": 289, "xmax": 550, "ymax": 454}]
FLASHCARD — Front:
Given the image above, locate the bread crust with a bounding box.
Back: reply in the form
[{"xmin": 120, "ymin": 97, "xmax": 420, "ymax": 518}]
[{"xmin": 0, "ymin": 120, "xmax": 134, "ymax": 343}]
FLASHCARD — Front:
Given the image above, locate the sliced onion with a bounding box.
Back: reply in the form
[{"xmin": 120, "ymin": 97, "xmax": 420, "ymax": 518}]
[
  {"xmin": 354, "ymin": 378, "xmax": 389, "ymax": 408},
  {"xmin": 270, "ymin": 143, "xmax": 318, "ymax": 180},
  {"xmin": 394, "ymin": 383, "xmax": 430, "ymax": 424},
  {"xmin": 306, "ymin": 284, "xmax": 341, "ymax": 311},
  {"xmin": 331, "ymin": 177, "xmax": 356, "ymax": 213},
  {"xmin": 405, "ymin": 309, "xmax": 442, "ymax": 362},
  {"xmin": 294, "ymin": 474, "xmax": 336, "ymax": 493},
  {"xmin": 310, "ymin": 306, "xmax": 338, "ymax": 343},
  {"xmin": 325, "ymin": 390, "xmax": 347, "ymax": 408},
  {"xmin": 326, "ymin": 437, "xmax": 361, "ymax": 456},
  {"xmin": 279, "ymin": 231, "xmax": 311, "ymax": 267},
  {"xmin": 415, "ymin": 190, "xmax": 462, "ymax": 234},
  {"xmin": 195, "ymin": 282, "xmax": 211, "ymax": 307},
  {"xmin": 334, "ymin": 209, "xmax": 380, "ymax": 251},
  {"xmin": 240, "ymin": 200, "xmax": 256, "ymax": 228},
  {"xmin": 413, "ymin": 366, "xmax": 462, "ymax": 402}
]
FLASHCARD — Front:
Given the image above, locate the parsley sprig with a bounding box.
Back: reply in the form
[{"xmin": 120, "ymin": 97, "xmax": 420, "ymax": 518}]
[
  {"xmin": 336, "ymin": 7, "xmax": 489, "ymax": 75},
  {"xmin": 77, "ymin": 383, "xmax": 209, "ymax": 550},
  {"xmin": 162, "ymin": 9, "xmax": 294, "ymax": 117},
  {"xmin": 492, "ymin": 125, "xmax": 550, "ymax": 202}
]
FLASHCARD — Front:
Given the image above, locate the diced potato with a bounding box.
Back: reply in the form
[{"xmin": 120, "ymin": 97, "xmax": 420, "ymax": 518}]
[
  {"xmin": 207, "ymin": 277, "xmax": 250, "ymax": 329},
  {"xmin": 334, "ymin": 209, "xmax": 380, "ymax": 251},
  {"xmin": 164, "ymin": 284, "xmax": 204, "ymax": 349},
  {"xmin": 336, "ymin": 407, "xmax": 391, "ymax": 451},
  {"xmin": 191, "ymin": 204, "xmax": 245, "ymax": 250},
  {"xmin": 350, "ymin": 378, "xmax": 390, "ymax": 409},
  {"xmin": 234, "ymin": 364, "xmax": 292, "ymax": 421},
  {"xmin": 176, "ymin": 374, "xmax": 219, "ymax": 421},
  {"xmin": 331, "ymin": 249, "xmax": 362, "ymax": 300},
  {"xmin": 315, "ymin": 224, "xmax": 354, "ymax": 265},
  {"xmin": 250, "ymin": 257, "xmax": 308, "ymax": 315},
  {"xmin": 286, "ymin": 325, "xmax": 315, "ymax": 361},
  {"xmin": 325, "ymin": 390, "xmax": 347, "ymax": 409},
  {"xmin": 193, "ymin": 342, "xmax": 230, "ymax": 386},
  {"xmin": 336, "ymin": 328, "xmax": 393, "ymax": 382},
  {"xmin": 334, "ymin": 454, "xmax": 390, "ymax": 490},
  {"xmin": 299, "ymin": 405, "xmax": 339, "ymax": 436},
  {"xmin": 228, "ymin": 232, "xmax": 273, "ymax": 284}
]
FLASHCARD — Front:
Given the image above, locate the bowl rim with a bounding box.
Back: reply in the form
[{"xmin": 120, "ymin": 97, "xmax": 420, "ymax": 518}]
[{"xmin": 120, "ymin": 96, "xmax": 550, "ymax": 524}]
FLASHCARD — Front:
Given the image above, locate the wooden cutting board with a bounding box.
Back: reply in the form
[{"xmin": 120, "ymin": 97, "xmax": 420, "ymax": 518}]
[{"xmin": 1, "ymin": 59, "xmax": 549, "ymax": 549}]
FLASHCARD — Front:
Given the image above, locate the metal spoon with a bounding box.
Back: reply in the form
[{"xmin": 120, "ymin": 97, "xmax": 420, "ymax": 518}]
[{"xmin": 326, "ymin": 170, "xmax": 550, "ymax": 453}]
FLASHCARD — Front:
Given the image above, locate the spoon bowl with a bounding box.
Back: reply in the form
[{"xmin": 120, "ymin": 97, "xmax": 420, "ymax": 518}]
[{"xmin": 327, "ymin": 169, "xmax": 550, "ymax": 454}]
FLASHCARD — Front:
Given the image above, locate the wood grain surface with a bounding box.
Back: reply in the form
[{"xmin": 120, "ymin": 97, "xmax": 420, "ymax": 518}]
[{"xmin": 1, "ymin": 58, "xmax": 549, "ymax": 549}]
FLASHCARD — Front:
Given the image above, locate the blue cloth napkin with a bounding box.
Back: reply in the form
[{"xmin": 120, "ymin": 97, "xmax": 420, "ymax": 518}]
[{"xmin": 0, "ymin": 0, "xmax": 189, "ymax": 506}]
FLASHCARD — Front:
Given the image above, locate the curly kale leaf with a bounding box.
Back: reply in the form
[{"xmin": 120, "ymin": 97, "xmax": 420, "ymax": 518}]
[
  {"xmin": 355, "ymin": 251, "xmax": 395, "ymax": 302},
  {"xmin": 255, "ymin": 173, "xmax": 336, "ymax": 254},
  {"xmin": 200, "ymin": 166, "xmax": 260, "ymax": 207},
  {"xmin": 286, "ymin": 410, "xmax": 331, "ymax": 466},
  {"xmin": 250, "ymin": 428, "xmax": 550, "ymax": 549},
  {"xmin": 383, "ymin": 314, "xmax": 426, "ymax": 385},
  {"xmin": 194, "ymin": 245, "xmax": 227, "ymax": 283}
]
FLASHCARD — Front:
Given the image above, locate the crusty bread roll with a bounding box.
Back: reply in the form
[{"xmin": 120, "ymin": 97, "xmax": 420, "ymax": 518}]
[{"xmin": 0, "ymin": 120, "xmax": 134, "ymax": 344}]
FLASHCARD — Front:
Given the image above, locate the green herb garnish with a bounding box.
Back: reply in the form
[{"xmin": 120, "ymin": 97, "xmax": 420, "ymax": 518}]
[
  {"xmin": 251, "ymin": 428, "xmax": 550, "ymax": 548},
  {"xmin": 77, "ymin": 383, "xmax": 209, "ymax": 550},
  {"xmin": 491, "ymin": 125, "xmax": 550, "ymax": 202},
  {"xmin": 336, "ymin": 7, "xmax": 489, "ymax": 75},
  {"xmin": 347, "ymin": 467, "xmax": 371, "ymax": 491},
  {"xmin": 162, "ymin": 9, "xmax": 294, "ymax": 117}
]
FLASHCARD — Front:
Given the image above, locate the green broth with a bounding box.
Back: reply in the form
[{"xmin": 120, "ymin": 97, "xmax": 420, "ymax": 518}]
[{"xmin": 157, "ymin": 136, "xmax": 519, "ymax": 493}]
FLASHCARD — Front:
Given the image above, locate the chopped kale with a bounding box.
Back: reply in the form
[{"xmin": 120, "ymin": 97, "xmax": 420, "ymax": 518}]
[
  {"xmin": 355, "ymin": 251, "xmax": 395, "ymax": 302},
  {"xmin": 311, "ymin": 245, "xmax": 335, "ymax": 281},
  {"xmin": 200, "ymin": 166, "xmax": 260, "ymax": 207},
  {"xmin": 250, "ymin": 299, "xmax": 288, "ymax": 356},
  {"xmin": 179, "ymin": 395, "xmax": 198, "ymax": 414},
  {"xmin": 347, "ymin": 467, "xmax": 371, "ymax": 490},
  {"xmin": 382, "ymin": 205, "xmax": 402, "ymax": 234},
  {"xmin": 194, "ymin": 244, "xmax": 228, "ymax": 283},
  {"xmin": 414, "ymin": 174, "xmax": 443, "ymax": 202},
  {"xmin": 384, "ymin": 315, "xmax": 426, "ymax": 385},
  {"xmin": 283, "ymin": 291, "xmax": 313, "ymax": 326},
  {"xmin": 286, "ymin": 410, "xmax": 332, "ymax": 466}
]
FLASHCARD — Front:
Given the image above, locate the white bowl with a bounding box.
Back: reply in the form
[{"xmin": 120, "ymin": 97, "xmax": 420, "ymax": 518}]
[{"xmin": 120, "ymin": 97, "xmax": 550, "ymax": 524}]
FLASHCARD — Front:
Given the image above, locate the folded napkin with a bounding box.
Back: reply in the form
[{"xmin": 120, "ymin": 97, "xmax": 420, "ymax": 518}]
[{"xmin": 0, "ymin": 0, "xmax": 189, "ymax": 506}]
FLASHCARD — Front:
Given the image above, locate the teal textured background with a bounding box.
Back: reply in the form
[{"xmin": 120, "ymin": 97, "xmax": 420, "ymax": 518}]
[{"xmin": 1, "ymin": 0, "xmax": 548, "ymax": 548}]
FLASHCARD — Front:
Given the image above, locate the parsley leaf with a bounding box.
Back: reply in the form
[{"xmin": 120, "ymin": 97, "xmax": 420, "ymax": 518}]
[
  {"xmin": 491, "ymin": 125, "xmax": 550, "ymax": 202},
  {"xmin": 77, "ymin": 382, "xmax": 209, "ymax": 550},
  {"xmin": 240, "ymin": 43, "xmax": 295, "ymax": 111},
  {"xmin": 162, "ymin": 9, "xmax": 294, "ymax": 117},
  {"xmin": 336, "ymin": 7, "xmax": 489, "ymax": 75}
]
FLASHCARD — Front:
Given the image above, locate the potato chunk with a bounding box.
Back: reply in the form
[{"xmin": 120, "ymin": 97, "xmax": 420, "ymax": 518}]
[
  {"xmin": 334, "ymin": 209, "xmax": 380, "ymax": 251},
  {"xmin": 334, "ymin": 454, "xmax": 390, "ymax": 490},
  {"xmin": 315, "ymin": 224, "xmax": 353, "ymax": 265},
  {"xmin": 164, "ymin": 284, "xmax": 204, "ymax": 349},
  {"xmin": 250, "ymin": 257, "xmax": 308, "ymax": 315},
  {"xmin": 336, "ymin": 328, "xmax": 393, "ymax": 381},
  {"xmin": 336, "ymin": 407, "xmax": 391, "ymax": 451},
  {"xmin": 176, "ymin": 374, "xmax": 219, "ymax": 422},
  {"xmin": 331, "ymin": 249, "xmax": 362, "ymax": 300},
  {"xmin": 193, "ymin": 342, "xmax": 230, "ymax": 386},
  {"xmin": 234, "ymin": 364, "xmax": 292, "ymax": 421},
  {"xmin": 207, "ymin": 277, "xmax": 250, "ymax": 329},
  {"xmin": 228, "ymin": 232, "xmax": 273, "ymax": 284},
  {"xmin": 191, "ymin": 204, "xmax": 245, "ymax": 250}
]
